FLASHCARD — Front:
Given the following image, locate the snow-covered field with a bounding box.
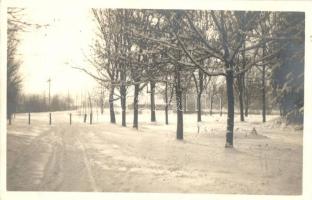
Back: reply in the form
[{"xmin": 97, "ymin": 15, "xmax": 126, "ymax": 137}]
[{"xmin": 6, "ymin": 110, "xmax": 303, "ymax": 194}]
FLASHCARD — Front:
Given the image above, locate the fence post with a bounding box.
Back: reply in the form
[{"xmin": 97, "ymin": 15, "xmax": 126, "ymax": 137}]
[
  {"xmin": 70, "ymin": 113, "xmax": 72, "ymax": 125},
  {"xmin": 49, "ymin": 113, "xmax": 52, "ymax": 125},
  {"xmin": 28, "ymin": 112, "xmax": 31, "ymax": 125}
]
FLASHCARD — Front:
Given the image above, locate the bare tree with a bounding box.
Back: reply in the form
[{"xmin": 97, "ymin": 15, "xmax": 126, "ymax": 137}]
[
  {"xmin": 81, "ymin": 9, "xmax": 303, "ymax": 144},
  {"xmin": 7, "ymin": 8, "xmax": 25, "ymax": 124},
  {"xmin": 164, "ymin": 10, "xmax": 291, "ymax": 147}
]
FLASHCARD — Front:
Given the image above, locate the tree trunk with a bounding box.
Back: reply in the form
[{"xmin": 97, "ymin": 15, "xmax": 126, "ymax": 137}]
[
  {"xmin": 150, "ymin": 81, "xmax": 156, "ymax": 122},
  {"xmin": 243, "ymin": 40, "xmax": 248, "ymax": 118},
  {"xmin": 120, "ymin": 71, "xmax": 127, "ymax": 127},
  {"xmin": 165, "ymin": 81, "xmax": 169, "ymax": 125},
  {"xmin": 225, "ymin": 68, "xmax": 234, "ymax": 148},
  {"xmin": 165, "ymin": 106, "xmax": 169, "ymax": 125},
  {"xmin": 83, "ymin": 100, "xmax": 86, "ymax": 117},
  {"xmin": 109, "ymin": 86, "xmax": 116, "ymax": 123},
  {"xmin": 197, "ymin": 70, "xmax": 203, "ymax": 122},
  {"xmin": 84, "ymin": 114, "xmax": 87, "ymax": 123},
  {"xmin": 176, "ymin": 66, "xmax": 183, "ymax": 140},
  {"xmin": 100, "ymin": 98, "xmax": 104, "ymax": 115},
  {"xmin": 219, "ymin": 96, "xmax": 222, "ymax": 116},
  {"xmin": 121, "ymin": 92, "xmax": 126, "ymax": 127},
  {"xmin": 238, "ymin": 75, "xmax": 245, "ymax": 121},
  {"xmin": 100, "ymin": 87, "xmax": 104, "ymax": 115},
  {"xmin": 183, "ymin": 92, "xmax": 187, "ymax": 112},
  {"xmin": 197, "ymin": 95, "xmax": 202, "ymax": 122},
  {"xmin": 244, "ymin": 86, "xmax": 249, "ymax": 117},
  {"xmin": 210, "ymin": 93, "xmax": 213, "ymax": 116},
  {"xmin": 261, "ymin": 42, "xmax": 267, "ymax": 123},
  {"xmin": 262, "ymin": 65, "xmax": 266, "ymax": 123},
  {"xmin": 133, "ymin": 83, "xmax": 139, "ymax": 129},
  {"xmin": 88, "ymin": 94, "xmax": 93, "ymax": 124},
  {"xmin": 90, "ymin": 112, "xmax": 93, "ymax": 124}
]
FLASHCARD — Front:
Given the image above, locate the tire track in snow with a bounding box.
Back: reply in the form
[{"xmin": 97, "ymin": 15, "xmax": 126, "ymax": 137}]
[
  {"xmin": 74, "ymin": 130, "xmax": 99, "ymax": 192},
  {"xmin": 7, "ymin": 126, "xmax": 54, "ymax": 172},
  {"xmin": 38, "ymin": 127, "xmax": 65, "ymax": 191},
  {"xmin": 7, "ymin": 128, "xmax": 57, "ymax": 190},
  {"xmin": 35, "ymin": 124, "xmax": 99, "ymax": 191}
]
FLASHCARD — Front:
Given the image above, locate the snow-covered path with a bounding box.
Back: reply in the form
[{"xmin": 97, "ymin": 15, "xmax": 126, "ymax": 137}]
[
  {"xmin": 7, "ymin": 123, "xmax": 98, "ymax": 191},
  {"xmin": 7, "ymin": 112, "xmax": 303, "ymax": 194}
]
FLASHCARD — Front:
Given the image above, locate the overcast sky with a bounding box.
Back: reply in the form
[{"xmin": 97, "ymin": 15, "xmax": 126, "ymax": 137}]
[{"xmin": 17, "ymin": 6, "xmax": 97, "ymax": 96}]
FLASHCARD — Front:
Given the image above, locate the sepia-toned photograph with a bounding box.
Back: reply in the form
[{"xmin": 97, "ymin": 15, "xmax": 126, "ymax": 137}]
[{"xmin": 1, "ymin": 0, "xmax": 311, "ymax": 199}]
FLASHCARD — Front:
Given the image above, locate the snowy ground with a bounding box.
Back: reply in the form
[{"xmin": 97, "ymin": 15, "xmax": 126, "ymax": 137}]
[{"xmin": 6, "ymin": 110, "xmax": 303, "ymax": 194}]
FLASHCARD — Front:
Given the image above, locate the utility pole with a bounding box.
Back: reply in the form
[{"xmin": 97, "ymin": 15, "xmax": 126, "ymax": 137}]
[
  {"xmin": 47, "ymin": 78, "xmax": 51, "ymax": 107},
  {"xmin": 47, "ymin": 78, "xmax": 51, "ymax": 125},
  {"xmin": 67, "ymin": 89, "xmax": 70, "ymax": 110}
]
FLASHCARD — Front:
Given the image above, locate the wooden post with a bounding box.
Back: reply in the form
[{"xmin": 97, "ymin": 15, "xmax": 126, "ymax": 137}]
[
  {"xmin": 70, "ymin": 113, "xmax": 72, "ymax": 125},
  {"xmin": 49, "ymin": 113, "xmax": 52, "ymax": 125},
  {"xmin": 28, "ymin": 113, "xmax": 31, "ymax": 125}
]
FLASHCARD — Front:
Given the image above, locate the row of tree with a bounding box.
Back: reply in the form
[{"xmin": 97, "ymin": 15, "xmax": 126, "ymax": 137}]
[
  {"xmin": 7, "ymin": 8, "xmax": 304, "ymax": 148},
  {"xmin": 77, "ymin": 9, "xmax": 303, "ymax": 148}
]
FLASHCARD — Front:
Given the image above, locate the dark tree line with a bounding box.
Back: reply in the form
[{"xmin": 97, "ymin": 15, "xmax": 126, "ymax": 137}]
[
  {"xmin": 76, "ymin": 9, "xmax": 304, "ymax": 148},
  {"xmin": 7, "ymin": 8, "xmax": 48, "ymax": 124},
  {"xmin": 7, "ymin": 8, "xmax": 24, "ymax": 124},
  {"xmin": 17, "ymin": 94, "xmax": 74, "ymax": 113}
]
